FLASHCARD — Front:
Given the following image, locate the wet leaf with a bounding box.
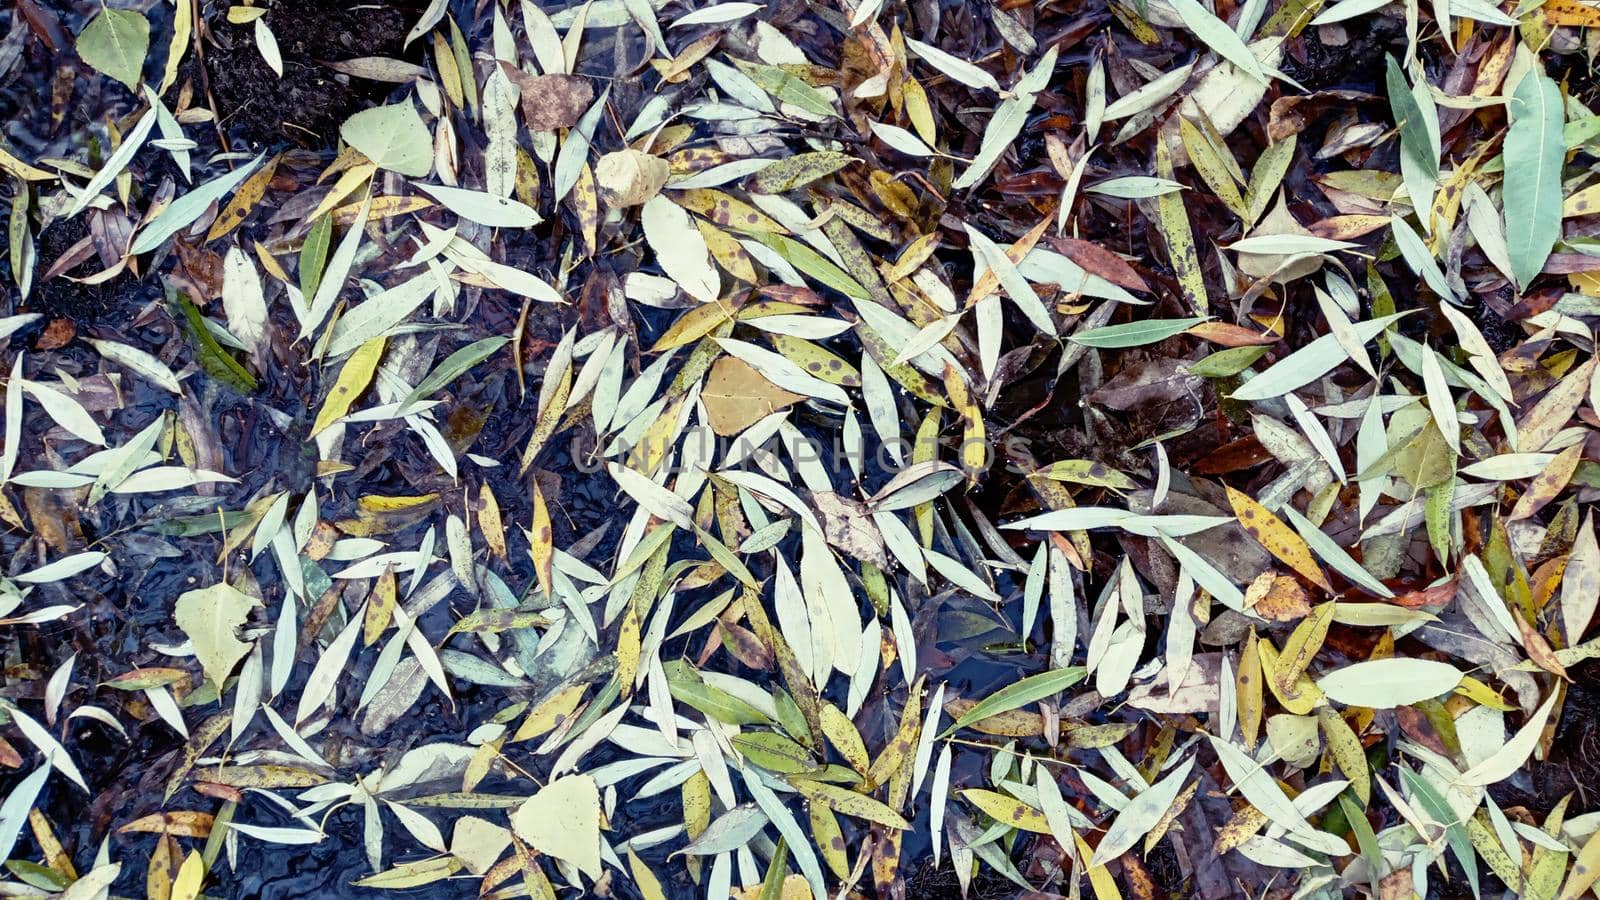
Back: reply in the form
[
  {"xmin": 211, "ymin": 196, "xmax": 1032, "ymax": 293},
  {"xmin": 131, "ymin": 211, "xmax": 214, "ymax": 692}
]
[
  {"xmin": 76, "ymin": 8, "xmax": 149, "ymax": 91},
  {"xmin": 173, "ymin": 583, "xmax": 260, "ymax": 695}
]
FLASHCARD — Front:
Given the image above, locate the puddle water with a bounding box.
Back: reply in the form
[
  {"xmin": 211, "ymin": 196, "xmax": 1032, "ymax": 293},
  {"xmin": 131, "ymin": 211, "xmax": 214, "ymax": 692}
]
[{"xmin": 0, "ymin": 1, "xmax": 1054, "ymax": 896}]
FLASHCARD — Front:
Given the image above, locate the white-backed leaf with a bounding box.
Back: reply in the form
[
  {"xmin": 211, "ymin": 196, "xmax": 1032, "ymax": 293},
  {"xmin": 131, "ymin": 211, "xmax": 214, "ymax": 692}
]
[{"xmin": 1317, "ymin": 658, "xmax": 1461, "ymax": 708}]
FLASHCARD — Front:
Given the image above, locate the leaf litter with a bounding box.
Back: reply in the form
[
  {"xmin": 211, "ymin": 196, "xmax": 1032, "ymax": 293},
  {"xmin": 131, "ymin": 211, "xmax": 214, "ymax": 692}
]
[{"xmin": 0, "ymin": 0, "xmax": 1598, "ymax": 896}]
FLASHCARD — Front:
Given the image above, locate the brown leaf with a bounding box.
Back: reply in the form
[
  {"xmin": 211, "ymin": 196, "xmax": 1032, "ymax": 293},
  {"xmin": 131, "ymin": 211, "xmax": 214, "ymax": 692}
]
[
  {"xmin": 1246, "ymin": 573, "xmax": 1312, "ymax": 621},
  {"xmin": 1044, "ymin": 236, "xmax": 1150, "ymax": 292},
  {"xmin": 504, "ymin": 69, "xmax": 594, "ymax": 132},
  {"xmin": 1515, "ymin": 608, "xmax": 1569, "ymax": 679},
  {"xmin": 701, "ymin": 356, "xmax": 806, "ymax": 436}
]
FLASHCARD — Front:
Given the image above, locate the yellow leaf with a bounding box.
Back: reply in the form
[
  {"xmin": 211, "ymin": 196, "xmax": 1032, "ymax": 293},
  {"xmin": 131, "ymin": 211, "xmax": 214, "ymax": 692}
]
[
  {"xmin": 1509, "ymin": 442, "xmax": 1583, "ymax": 521},
  {"xmin": 352, "ymin": 857, "xmax": 462, "ymax": 889},
  {"xmin": 478, "ymin": 483, "xmax": 506, "ymax": 561},
  {"xmin": 616, "ymin": 604, "xmax": 641, "ymax": 697},
  {"xmin": 957, "ymin": 789, "xmax": 1049, "ymax": 833},
  {"xmin": 810, "ymin": 804, "xmax": 850, "ymax": 877},
  {"xmin": 1560, "ymin": 825, "xmax": 1600, "ymax": 900},
  {"xmin": 820, "ymin": 703, "xmax": 870, "ymax": 775},
  {"xmin": 650, "ymin": 301, "xmax": 733, "ymax": 353},
  {"xmin": 170, "ymin": 851, "xmax": 203, "ymax": 900},
  {"xmin": 362, "ymin": 565, "xmax": 397, "ymax": 646},
  {"xmin": 1543, "ymin": 0, "xmax": 1600, "ymax": 25},
  {"xmin": 1226, "ymin": 487, "xmax": 1331, "ymax": 590},
  {"xmin": 1238, "ymin": 631, "xmax": 1263, "ymax": 748},
  {"xmin": 683, "ymin": 770, "xmax": 712, "ymax": 839},
  {"xmin": 306, "ymin": 163, "xmax": 377, "ymax": 224},
  {"xmin": 530, "ymin": 480, "xmax": 553, "ymax": 597},
  {"xmin": 205, "ymin": 153, "xmax": 280, "ymax": 242},
  {"xmin": 792, "ymin": 780, "xmax": 909, "ymax": 829},
  {"xmin": 767, "ymin": 334, "xmax": 862, "ymax": 388},
  {"xmin": 311, "ymin": 336, "xmax": 386, "ymax": 437},
  {"xmin": 697, "ymin": 219, "xmax": 757, "ymax": 283},
  {"xmin": 329, "ymin": 194, "xmax": 434, "ymax": 226},
  {"xmin": 1271, "ymin": 601, "xmax": 1335, "ymax": 697},
  {"xmin": 903, "ymin": 75, "xmax": 937, "ymax": 145},
  {"xmin": 572, "ymin": 163, "xmax": 599, "ymax": 257},
  {"xmin": 627, "ymin": 848, "xmax": 669, "ymax": 900},
  {"xmin": 1257, "ymin": 641, "xmax": 1323, "ymax": 714},
  {"xmin": 1317, "ymin": 705, "xmax": 1370, "ymax": 805},
  {"xmin": 1073, "ymin": 831, "xmax": 1124, "ymax": 900},
  {"xmin": 512, "ymin": 682, "xmax": 588, "ymax": 742},
  {"xmin": 675, "ymin": 188, "xmax": 785, "ymax": 232},
  {"xmin": 1156, "ymin": 136, "xmax": 1207, "ymax": 313}
]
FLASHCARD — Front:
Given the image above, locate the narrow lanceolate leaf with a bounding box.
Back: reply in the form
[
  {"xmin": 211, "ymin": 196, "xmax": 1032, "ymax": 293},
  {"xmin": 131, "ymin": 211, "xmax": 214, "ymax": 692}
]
[
  {"xmin": 1458, "ymin": 693, "xmax": 1557, "ymax": 787},
  {"xmin": 1385, "ymin": 55, "xmax": 1439, "ymax": 182},
  {"xmin": 1168, "ymin": 0, "xmax": 1264, "ymax": 82},
  {"xmin": 941, "ymin": 667, "xmax": 1086, "ymax": 737},
  {"xmin": 1503, "ymin": 71, "xmax": 1564, "ymax": 290},
  {"xmin": 130, "ymin": 155, "xmax": 265, "ymax": 254},
  {"xmin": 1561, "ymin": 513, "xmax": 1600, "ymax": 645},
  {"xmin": 790, "ymin": 779, "xmax": 909, "ymax": 829},
  {"xmin": 1090, "ymin": 756, "xmax": 1196, "ymax": 866},
  {"xmin": 1225, "ymin": 488, "xmax": 1330, "ymax": 591},
  {"xmin": 1070, "ymin": 316, "xmax": 1207, "ymax": 349},
  {"xmin": 1231, "ymin": 313, "xmax": 1406, "ymax": 400},
  {"xmin": 1155, "ymin": 136, "xmax": 1208, "ymax": 313},
  {"xmin": 1270, "ymin": 602, "xmax": 1335, "ymax": 698},
  {"xmin": 310, "ymin": 336, "xmax": 386, "ymax": 436}
]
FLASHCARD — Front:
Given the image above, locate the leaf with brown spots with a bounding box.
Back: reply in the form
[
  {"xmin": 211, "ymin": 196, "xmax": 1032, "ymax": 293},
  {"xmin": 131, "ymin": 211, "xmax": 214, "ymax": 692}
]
[
  {"xmin": 571, "ymin": 163, "xmax": 599, "ymax": 258},
  {"xmin": 1270, "ymin": 601, "xmax": 1335, "ymax": 702},
  {"xmin": 791, "ymin": 779, "xmax": 909, "ymax": 829},
  {"xmin": 361, "ymin": 564, "xmax": 397, "ymax": 647},
  {"xmin": 205, "ymin": 153, "xmax": 280, "ymax": 242},
  {"xmin": 1509, "ymin": 442, "xmax": 1583, "ymax": 521},
  {"xmin": 529, "ymin": 481, "xmax": 554, "ymax": 598},
  {"xmin": 957, "ymin": 789, "xmax": 1050, "ymax": 833},
  {"xmin": 1226, "ymin": 487, "xmax": 1331, "ymax": 591}
]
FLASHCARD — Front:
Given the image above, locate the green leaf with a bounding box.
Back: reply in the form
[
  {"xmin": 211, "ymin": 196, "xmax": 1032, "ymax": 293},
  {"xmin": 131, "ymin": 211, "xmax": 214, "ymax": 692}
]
[
  {"xmin": 1504, "ymin": 72, "xmax": 1564, "ymax": 289},
  {"xmin": 732, "ymin": 732, "xmax": 818, "ymax": 775},
  {"xmin": 1070, "ymin": 316, "xmax": 1207, "ymax": 349},
  {"xmin": 1400, "ymin": 769, "xmax": 1480, "ymax": 899},
  {"xmin": 174, "ymin": 583, "xmax": 261, "ymax": 694},
  {"xmin": 76, "ymin": 8, "xmax": 150, "ymax": 91},
  {"xmin": 941, "ymin": 667, "xmax": 1086, "ymax": 737},
  {"xmin": 733, "ymin": 60, "xmax": 836, "ymax": 118},
  {"xmin": 752, "ymin": 232, "xmax": 869, "ymax": 300},
  {"xmin": 1385, "ymin": 56, "xmax": 1439, "ymax": 181},
  {"xmin": 339, "ymin": 102, "xmax": 433, "ymax": 177},
  {"xmin": 1168, "ymin": 0, "xmax": 1265, "ymax": 82},
  {"xmin": 299, "ymin": 214, "xmax": 333, "ymax": 298},
  {"xmin": 396, "ymin": 336, "xmax": 511, "ymax": 414},
  {"xmin": 177, "ymin": 293, "xmax": 258, "ymax": 393},
  {"xmin": 1188, "ymin": 345, "xmax": 1269, "ymax": 378},
  {"xmin": 130, "ymin": 155, "xmax": 264, "ymax": 254},
  {"xmin": 509, "ymin": 775, "xmax": 602, "ymax": 880}
]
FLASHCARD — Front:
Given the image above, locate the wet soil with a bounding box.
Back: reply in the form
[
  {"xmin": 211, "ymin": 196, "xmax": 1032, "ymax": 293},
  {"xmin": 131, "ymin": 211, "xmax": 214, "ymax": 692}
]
[
  {"xmin": 202, "ymin": 0, "xmax": 416, "ymax": 148},
  {"xmin": 1490, "ymin": 660, "xmax": 1600, "ymax": 817},
  {"xmin": 24, "ymin": 216, "xmax": 144, "ymax": 329},
  {"xmin": 903, "ymin": 856, "xmax": 1028, "ymax": 899},
  {"xmin": 1280, "ymin": 17, "xmax": 1408, "ymax": 93}
]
